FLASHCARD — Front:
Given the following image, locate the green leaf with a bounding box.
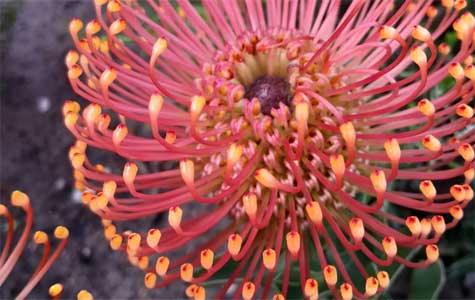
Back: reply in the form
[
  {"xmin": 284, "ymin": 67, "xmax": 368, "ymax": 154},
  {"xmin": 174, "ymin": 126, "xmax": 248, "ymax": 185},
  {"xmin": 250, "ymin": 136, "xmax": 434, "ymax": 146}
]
[
  {"xmin": 408, "ymin": 260, "xmax": 445, "ymax": 300},
  {"xmin": 447, "ymin": 256, "xmax": 475, "ymax": 281}
]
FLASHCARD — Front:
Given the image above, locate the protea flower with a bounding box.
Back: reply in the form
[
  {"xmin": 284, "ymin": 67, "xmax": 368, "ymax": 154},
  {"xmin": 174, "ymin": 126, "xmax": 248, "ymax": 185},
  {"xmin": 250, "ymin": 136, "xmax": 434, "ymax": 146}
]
[{"xmin": 64, "ymin": 0, "xmax": 474, "ymax": 299}]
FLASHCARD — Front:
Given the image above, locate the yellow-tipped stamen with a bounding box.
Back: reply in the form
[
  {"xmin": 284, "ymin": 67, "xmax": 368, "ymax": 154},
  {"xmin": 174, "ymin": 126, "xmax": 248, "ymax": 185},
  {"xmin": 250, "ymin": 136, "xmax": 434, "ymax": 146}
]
[
  {"xmin": 365, "ymin": 277, "xmax": 379, "ymax": 296},
  {"xmin": 463, "ymin": 184, "xmax": 473, "ymax": 201},
  {"xmin": 431, "ymin": 216, "xmax": 446, "ymax": 235},
  {"xmin": 449, "ymin": 205, "xmax": 464, "ymax": 220},
  {"xmin": 68, "ymin": 65, "xmax": 83, "ymax": 80},
  {"xmin": 190, "ymin": 95, "xmax": 206, "ymax": 122},
  {"xmin": 152, "ymin": 38, "xmax": 167, "ymax": 62},
  {"xmin": 417, "ymin": 99, "xmax": 435, "ymax": 117},
  {"xmin": 255, "ymin": 168, "xmax": 280, "ymax": 188},
  {"xmin": 450, "ymin": 184, "xmax": 466, "ymax": 202},
  {"xmin": 384, "ymin": 138, "xmax": 401, "ymax": 165},
  {"xmin": 242, "ymin": 282, "xmax": 255, "ymax": 300},
  {"xmin": 109, "ymin": 19, "xmax": 126, "ymax": 35},
  {"xmin": 323, "ymin": 265, "xmax": 338, "ymax": 286},
  {"xmin": 155, "ymin": 256, "xmax": 170, "ymax": 277},
  {"xmin": 242, "ymin": 193, "xmax": 257, "ymax": 220},
  {"xmin": 180, "ymin": 159, "xmax": 195, "ymax": 184},
  {"xmin": 107, "ymin": 0, "xmax": 121, "ymax": 12},
  {"xmin": 138, "ymin": 256, "xmax": 149, "ymax": 270},
  {"xmin": 421, "ymin": 218, "xmax": 432, "ymax": 237},
  {"xmin": 286, "ymin": 231, "xmax": 301, "ymax": 258},
  {"xmin": 340, "ymin": 283, "xmax": 353, "ymax": 300},
  {"xmin": 33, "ymin": 231, "xmax": 48, "ymax": 244},
  {"xmin": 11, "ymin": 190, "xmax": 30, "ymax": 208},
  {"xmin": 77, "ymin": 290, "xmax": 93, "ymax": 300},
  {"xmin": 426, "ymin": 244, "xmax": 439, "ymax": 263},
  {"xmin": 412, "ymin": 25, "xmax": 431, "ymax": 42},
  {"xmin": 405, "ymin": 216, "xmax": 422, "ymax": 236},
  {"xmin": 339, "ymin": 121, "xmax": 356, "ymax": 155},
  {"xmin": 103, "ymin": 181, "xmax": 117, "ymax": 200},
  {"xmin": 123, "ymin": 162, "xmax": 138, "ymax": 186},
  {"xmin": 180, "ymin": 263, "xmax": 193, "ymax": 282},
  {"xmin": 165, "ymin": 131, "xmax": 176, "ymax": 144},
  {"xmin": 104, "ymin": 224, "xmax": 116, "ymax": 240},
  {"xmin": 112, "ymin": 124, "xmax": 128, "ymax": 147},
  {"xmin": 69, "ymin": 18, "xmax": 83, "ymax": 35},
  {"xmin": 465, "ymin": 64, "xmax": 475, "ymax": 80},
  {"xmin": 227, "ymin": 143, "xmax": 243, "ymax": 176},
  {"xmin": 127, "ymin": 233, "xmax": 141, "ymax": 251},
  {"xmin": 377, "ymin": 271, "xmax": 390, "ymax": 289},
  {"xmin": 370, "ymin": 169, "xmax": 387, "ymax": 196},
  {"xmin": 194, "ymin": 286, "xmax": 206, "ymax": 300},
  {"xmin": 168, "ymin": 206, "xmax": 183, "ymax": 233},
  {"xmin": 382, "ymin": 236, "xmax": 397, "ymax": 258},
  {"xmin": 330, "ymin": 154, "xmax": 345, "ymax": 187},
  {"xmin": 71, "ymin": 153, "xmax": 85, "ymax": 170},
  {"xmin": 422, "ymin": 135, "xmax": 441, "ymax": 152},
  {"xmin": 272, "ymin": 294, "xmax": 285, "ymax": 300},
  {"xmin": 456, "ymin": 104, "xmax": 474, "ymax": 119},
  {"xmin": 49, "ymin": 283, "xmax": 64, "ymax": 298},
  {"xmin": 448, "ymin": 63, "xmax": 465, "ymax": 81},
  {"xmin": 419, "ymin": 180, "xmax": 437, "ymax": 201},
  {"xmin": 86, "ymin": 20, "xmax": 101, "ymax": 35},
  {"xmin": 304, "ymin": 278, "xmax": 318, "ymax": 298},
  {"xmin": 227, "ymin": 233, "xmax": 242, "ymax": 257},
  {"xmin": 410, "ymin": 46, "xmax": 427, "ymax": 65},
  {"xmin": 349, "ymin": 218, "xmax": 365, "ymax": 243},
  {"xmin": 186, "ymin": 284, "xmax": 198, "ymax": 297},
  {"xmin": 65, "ymin": 51, "xmax": 79, "ymax": 69},
  {"xmin": 54, "ymin": 226, "xmax": 69, "ymax": 239},
  {"xmin": 149, "ymin": 94, "xmax": 164, "ymax": 120},
  {"xmin": 146, "ymin": 229, "xmax": 161, "ymax": 248},
  {"xmin": 379, "ymin": 26, "xmax": 398, "ymax": 39},
  {"xmin": 464, "ymin": 168, "xmax": 474, "ymax": 183},
  {"xmin": 262, "ymin": 248, "xmax": 276, "ymax": 270},
  {"xmin": 305, "ymin": 201, "xmax": 323, "ymax": 225},
  {"xmin": 200, "ymin": 249, "xmax": 214, "ymax": 270},
  {"xmin": 144, "ymin": 272, "xmax": 157, "ymax": 289},
  {"xmin": 110, "ymin": 234, "xmax": 122, "ymax": 250},
  {"xmin": 458, "ymin": 143, "xmax": 474, "ymax": 162}
]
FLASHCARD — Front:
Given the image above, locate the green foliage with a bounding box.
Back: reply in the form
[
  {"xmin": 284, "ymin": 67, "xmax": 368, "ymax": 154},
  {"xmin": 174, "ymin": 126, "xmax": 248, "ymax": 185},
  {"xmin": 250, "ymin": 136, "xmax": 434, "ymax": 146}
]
[{"xmin": 408, "ymin": 260, "xmax": 446, "ymax": 300}]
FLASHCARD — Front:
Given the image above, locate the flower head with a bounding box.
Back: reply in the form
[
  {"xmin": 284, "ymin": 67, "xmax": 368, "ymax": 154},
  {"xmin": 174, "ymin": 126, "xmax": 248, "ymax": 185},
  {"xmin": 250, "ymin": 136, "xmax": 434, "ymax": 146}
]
[{"xmin": 65, "ymin": 1, "xmax": 474, "ymax": 299}]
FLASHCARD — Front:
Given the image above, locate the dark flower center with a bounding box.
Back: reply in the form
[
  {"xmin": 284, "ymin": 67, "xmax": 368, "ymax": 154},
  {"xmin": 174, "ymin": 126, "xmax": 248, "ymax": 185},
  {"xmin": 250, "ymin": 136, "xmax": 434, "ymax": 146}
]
[{"xmin": 244, "ymin": 76, "xmax": 292, "ymax": 115}]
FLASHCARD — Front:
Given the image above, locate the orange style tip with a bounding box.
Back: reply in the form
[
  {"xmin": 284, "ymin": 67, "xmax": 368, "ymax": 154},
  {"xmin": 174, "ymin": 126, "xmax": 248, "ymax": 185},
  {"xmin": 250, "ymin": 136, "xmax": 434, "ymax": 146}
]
[
  {"xmin": 417, "ymin": 99, "xmax": 435, "ymax": 117},
  {"xmin": 103, "ymin": 181, "xmax": 117, "ymax": 199},
  {"xmin": 69, "ymin": 18, "xmax": 83, "ymax": 34},
  {"xmin": 113, "ymin": 124, "xmax": 128, "ymax": 147},
  {"xmin": 77, "ymin": 290, "xmax": 93, "ymax": 300},
  {"xmin": 384, "ymin": 138, "xmax": 401, "ymax": 162},
  {"xmin": 168, "ymin": 206, "xmax": 183, "ymax": 230},
  {"xmin": 180, "ymin": 263, "xmax": 193, "ymax": 282},
  {"xmin": 200, "ymin": 248, "xmax": 215, "ymax": 270},
  {"xmin": 330, "ymin": 154, "xmax": 345, "ymax": 180},
  {"xmin": 438, "ymin": 43, "xmax": 451, "ymax": 56},
  {"xmin": 64, "ymin": 112, "xmax": 79, "ymax": 131},
  {"xmin": 242, "ymin": 193, "xmax": 257, "ymax": 219},
  {"xmin": 254, "ymin": 168, "xmax": 279, "ymax": 188},
  {"xmin": 104, "ymin": 225, "xmax": 116, "ymax": 240},
  {"xmin": 382, "ymin": 236, "xmax": 397, "ymax": 258},
  {"xmin": 107, "ymin": 0, "xmax": 121, "ymax": 12},
  {"xmin": 377, "ymin": 271, "xmax": 390, "ymax": 288},
  {"xmin": 426, "ymin": 244, "xmax": 439, "ymax": 263},
  {"xmin": 152, "ymin": 38, "xmax": 167, "ymax": 58},
  {"xmin": 420, "ymin": 218, "xmax": 432, "ymax": 236},
  {"xmin": 323, "ymin": 265, "xmax": 338, "ymax": 286},
  {"xmin": 272, "ymin": 294, "xmax": 285, "ymax": 300},
  {"xmin": 422, "ymin": 135, "xmax": 441, "ymax": 152},
  {"xmin": 462, "ymin": 184, "xmax": 474, "ymax": 201},
  {"xmin": 97, "ymin": 113, "xmax": 111, "ymax": 133},
  {"xmin": 340, "ymin": 283, "xmax": 353, "ymax": 300},
  {"xmin": 426, "ymin": 6, "xmax": 438, "ymax": 18},
  {"xmin": 412, "ymin": 25, "xmax": 431, "ymax": 42},
  {"xmin": 262, "ymin": 248, "xmax": 277, "ymax": 270},
  {"xmin": 339, "ymin": 121, "xmax": 356, "ymax": 146},
  {"xmin": 100, "ymin": 68, "xmax": 117, "ymax": 87},
  {"xmin": 109, "ymin": 19, "xmax": 126, "ymax": 35},
  {"xmin": 349, "ymin": 218, "xmax": 365, "ymax": 242},
  {"xmin": 449, "ymin": 63, "xmax": 465, "ymax": 81},
  {"xmin": 83, "ymin": 103, "xmax": 102, "ymax": 124},
  {"xmin": 68, "ymin": 64, "xmax": 83, "ymax": 80},
  {"xmin": 442, "ymin": 0, "xmax": 455, "ymax": 8},
  {"xmin": 431, "ymin": 215, "xmax": 446, "ymax": 235},
  {"xmin": 304, "ymin": 278, "xmax": 319, "ymax": 298},
  {"xmin": 138, "ymin": 257, "xmax": 150, "ymax": 271},
  {"xmin": 458, "ymin": 143, "xmax": 474, "ymax": 162},
  {"xmin": 365, "ymin": 277, "xmax": 379, "ymax": 296},
  {"xmin": 49, "ymin": 283, "xmax": 64, "ymax": 297},
  {"xmin": 94, "ymin": 0, "xmax": 108, "ymax": 6},
  {"xmin": 146, "ymin": 228, "xmax": 161, "ymax": 248},
  {"xmin": 185, "ymin": 284, "xmax": 198, "ymax": 297},
  {"xmin": 370, "ymin": 169, "xmax": 387, "ymax": 194},
  {"xmin": 0, "ymin": 204, "xmax": 7, "ymax": 216},
  {"xmin": 33, "ymin": 231, "xmax": 48, "ymax": 244},
  {"xmin": 194, "ymin": 286, "xmax": 206, "ymax": 300},
  {"xmin": 227, "ymin": 233, "xmax": 242, "ymax": 256},
  {"xmin": 71, "ymin": 153, "xmax": 85, "ymax": 170},
  {"xmin": 190, "ymin": 95, "xmax": 206, "ymax": 118},
  {"xmin": 286, "ymin": 231, "xmax": 301, "ymax": 256},
  {"xmin": 456, "ymin": 103, "xmax": 474, "ymax": 119},
  {"xmin": 127, "ymin": 233, "xmax": 141, "ymax": 251},
  {"xmin": 379, "ymin": 26, "xmax": 398, "ymax": 39},
  {"xmin": 123, "ymin": 162, "xmax": 138, "ymax": 184},
  {"xmin": 62, "ymin": 100, "xmax": 80, "ymax": 116},
  {"xmin": 450, "ymin": 205, "xmax": 464, "ymax": 220},
  {"xmin": 242, "ymin": 282, "xmax": 255, "ymax": 300},
  {"xmin": 419, "ymin": 180, "xmax": 437, "ymax": 200},
  {"xmin": 450, "ymin": 184, "xmax": 466, "ymax": 202},
  {"xmin": 464, "ymin": 64, "xmax": 475, "ymax": 81},
  {"xmin": 86, "ymin": 20, "xmax": 101, "ymax": 35},
  {"xmin": 144, "ymin": 272, "xmax": 157, "ymax": 289},
  {"xmin": 180, "ymin": 159, "xmax": 195, "ymax": 184},
  {"xmin": 410, "ymin": 46, "xmax": 427, "ymax": 65},
  {"xmin": 155, "ymin": 256, "xmax": 170, "ymax": 277},
  {"xmin": 54, "ymin": 226, "xmax": 69, "ymax": 239},
  {"xmin": 110, "ymin": 234, "xmax": 123, "ymax": 250},
  {"xmin": 464, "ymin": 168, "xmax": 475, "ymax": 182},
  {"xmin": 455, "ymin": 0, "xmax": 467, "ymax": 10},
  {"xmin": 295, "ymin": 101, "xmax": 309, "ymax": 123},
  {"xmin": 227, "ymin": 143, "xmax": 244, "ymax": 167},
  {"xmin": 165, "ymin": 131, "xmax": 176, "ymax": 144},
  {"xmin": 305, "ymin": 201, "xmax": 323, "ymax": 225},
  {"xmin": 65, "ymin": 50, "xmax": 79, "ymax": 68},
  {"xmin": 11, "ymin": 190, "xmax": 30, "ymax": 207},
  {"xmin": 149, "ymin": 94, "xmax": 164, "ymax": 117}
]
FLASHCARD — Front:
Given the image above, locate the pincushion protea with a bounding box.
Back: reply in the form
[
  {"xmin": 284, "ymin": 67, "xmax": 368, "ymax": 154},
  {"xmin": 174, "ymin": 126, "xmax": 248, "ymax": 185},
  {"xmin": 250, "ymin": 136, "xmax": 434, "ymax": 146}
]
[
  {"xmin": 0, "ymin": 191, "xmax": 93, "ymax": 300},
  {"xmin": 64, "ymin": 0, "xmax": 474, "ymax": 299}
]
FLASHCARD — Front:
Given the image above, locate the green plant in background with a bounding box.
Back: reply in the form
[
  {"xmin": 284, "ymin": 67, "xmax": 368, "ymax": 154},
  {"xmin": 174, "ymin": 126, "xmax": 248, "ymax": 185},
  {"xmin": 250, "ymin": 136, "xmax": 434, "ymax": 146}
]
[{"xmin": 63, "ymin": 0, "xmax": 474, "ymax": 299}]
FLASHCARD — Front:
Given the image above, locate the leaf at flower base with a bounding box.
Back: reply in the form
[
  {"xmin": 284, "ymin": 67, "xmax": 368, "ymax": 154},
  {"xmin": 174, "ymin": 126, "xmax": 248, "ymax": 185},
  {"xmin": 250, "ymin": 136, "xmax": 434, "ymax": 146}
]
[
  {"xmin": 446, "ymin": 256, "xmax": 475, "ymax": 281},
  {"xmin": 408, "ymin": 259, "xmax": 445, "ymax": 300}
]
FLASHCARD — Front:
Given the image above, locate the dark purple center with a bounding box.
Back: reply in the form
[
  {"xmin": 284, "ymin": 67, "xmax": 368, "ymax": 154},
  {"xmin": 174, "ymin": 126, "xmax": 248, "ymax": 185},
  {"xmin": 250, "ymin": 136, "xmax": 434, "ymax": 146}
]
[{"xmin": 244, "ymin": 76, "xmax": 291, "ymax": 115}]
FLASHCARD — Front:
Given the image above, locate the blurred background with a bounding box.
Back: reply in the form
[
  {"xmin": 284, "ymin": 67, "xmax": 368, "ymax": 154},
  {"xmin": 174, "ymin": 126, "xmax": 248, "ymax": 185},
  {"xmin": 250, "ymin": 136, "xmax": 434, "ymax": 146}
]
[{"xmin": 0, "ymin": 0, "xmax": 474, "ymax": 299}]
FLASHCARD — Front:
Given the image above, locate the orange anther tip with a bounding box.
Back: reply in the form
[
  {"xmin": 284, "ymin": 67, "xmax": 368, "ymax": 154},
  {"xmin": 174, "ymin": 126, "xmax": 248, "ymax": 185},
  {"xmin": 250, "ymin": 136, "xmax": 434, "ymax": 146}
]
[
  {"xmin": 168, "ymin": 206, "xmax": 183, "ymax": 231},
  {"xmin": 200, "ymin": 248, "xmax": 214, "ymax": 270},
  {"xmin": 340, "ymin": 283, "xmax": 353, "ymax": 300},
  {"xmin": 379, "ymin": 26, "xmax": 397, "ymax": 39},
  {"xmin": 242, "ymin": 282, "xmax": 255, "ymax": 300},
  {"xmin": 180, "ymin": 263, "xmax": 193, "ymax": 282},
  {"xmin": 127, "ymin": 233, "xmax": 141, "ymax": 251},
  {"xmin": 330, "ymin": 154, "xmax": 345, "ymax": 181},
  {"xmin": 190, "ymin": 95, "xmax": 206, "ymax": 116},
  {"xmin": 194, "ymin": 286, "xmax": 206, "ymax": 300},
  {"xmin": 422, "ymin": 135, "xmax": 441, "ymax": 152},
  {"xmin": 144, "ymin": 272, "xmax": 156, "ymax": 289},
  {"xmin": 405, "ymin": 216, "xmax": 422, "ymax": 236},
  {"xmin": 450, "ymin": 206, "xmax": 464, "ymax": 223},
  {"xmin": 138, "ymin": 257, "xmax": 149, "ymax": 270},
  {"xmin": 112, "ymin": 124, "xmax": 128, "ymax": 147},
  {"xmin": 382, "ymin": 236, "xmax": 397, "ymax": 257},
  {"xmin": 456, "ymin": 104, "xmax": 474, "ymax": 119},
  {"xmin": 339, "ymin": 121, "xmax": 356, "ymax": 146},
  {"xmin": 227, "ymin": 233, "xmax": 242, "ymax": 256},
  {"xmin": 426, "ymin": 244, "xmax": 439, "ymax": 262},
  {"xmin": 465, "ymin": 168, "xmax": 475, "ymax": 182},
  {"xmin": 152, "ymin": 38, "xmax": 168, "ymax": 58},
  {"xmin": 449, "ymin": 63, "xmax": 465, "ymax": 80},
  {"xmin": 458, "ymin": 143, "xmax": 474, "ymax": 161},
  {"xmin": 450, "ymin": 184, "xmax": 466, "ymax": 202},
  {"xmin": 465, "ymin": 65, "xmax": 475, "ymax": 80},
  {"xmin": 323, "ymin": 265, "xmax": 338, "ymax": 286},
  {"xmin": 54, "ymin": 226, "xmax": 69, "ymax": 239},
  {"xmin": 103, "ymin": 181, "xmax": 117, "ymax": 199},
  {"xmin": 272, "ymin": 294, "xmax": 285, "ymax": 300},
  {"xmin": 149, "ymin": 94, "xmax": 164, "ymax": 116},
  {"xmin": 65, "ymin": 51, "xmax": 79, "ymax": 68},
  {"xmin": 442, "ymin": 0, "xmax": 454, "ymax": 8},
  {"xmin": 286, "ymin": 231, "xmax": 301, "ymax": 256},
  {"xmin": 227, "ymin": 143, "xmax": 243, "ymax": 168},
  {"xmin": 109, "ymin": 19, "xmax": 126, "ymax": 35},
  {"xmin": 69, "ymin": 18, "xmax": 83, "ymax": 34},
  {"xmin": 419, "ymin": 180, "xmax": 437, "ymax": 200},
  {"xmin": 185, "ymin": 284, "xmax": 198, "ymax": 297},
  {"xmin": 49, "ymin": 283, "xmax": 64, "ymax": 297},
  {"xmin": 180, "ymin": 159, "xmax": 195, "ymax": 184},
  {"xmin": 438, "ymin": 43, "xmax": 451, "ymax": 56},
  {"xmin": 412, "ymin": 25, "xmax": 431, "ymax": 42},
  {"xmin": 33, "ymin": 231, "xmax": 48, "ymax": 244},
  {"xmin": 462, "ymin": 184, "xmax": 474, "ymax": 201},
  {"xmin": 417, "ymin": 99, "xmax": 435, "ymax": 117},
  {"xmin": 455, "ymin": 0, "xmax": 467, "ymax": 10},
  {"xmin": 254, "ymin": 168, "xmax": 279, "ymax": 188},
  {"xmin": 86, "ymin": 20, "xmax": 101, "ymax": 35},
  {"xmin": 0, "ymin": 204, "xmax": 7, "ymax": 215},
  {"xmin": 262, "ymin": 248, "xmax": 277, "ymax": 270},
  {"xmin": 410, "ymin": 46, "xmax": 427, "ymax": 65},
  {"xmin": 83, "ymin": 103, "xmax": 102, "ymax": 124},
  {"xmin": 11, "ymin": 190, "xmax": 30, "ymax": 207},
  {"xmin": 165, "ymin": 131, "xmax": 176, "ymax": 144},
  {"xmin": 77, "ymin": 290, "xmax": 93, "ymax": 300},
  {"xmin": 242, "ymin": 193, "xmax": 257, "ymax": 219},
  {"xmin": 62, "ymin": 100, "xmax": 80, "ymax": 116},
  {"xmin": 123, "ymin": 162, "xmax": 138, "ymax": 184},
  {"xmin": 71, "ymin": 153, "xmax": 85, "ymax": 170},
  {"xmin": 349, "ymin": 218, "xmax": 365, "ymax": 242},
  {"xmin": 426, "ymin": 6, "xmax": 438, "ymax": 18},
  {"xmin": 146, "ymin": 228, "xmax": 162, "ymax": 248},
  {"xmin": 365, "ymin": 277, "xmax": 379, "ymax": 296},
  {"xmin": 377, "ymin": 271, "xmax": 390, "ymax": 288},
  {"xmin": 155, "ymin": 256, "xmax": 170, "ymax": 277},
  {"xmin": 107, "ymin": 0, "xmax": 121, "ymax": 12},
  {"xmin": 384, "ymin": 138, "xmax": 401, "ymax": 162},
  {"xmin": 97, "ymin": 113, "xmax": 111, "ymax": 133},
  {"xmin": 304, "ymin": 278, "xmax": 319, "ymax": 298},
  {"xmin": 110, "ymin": 234, "xmax": 123, "ymax": 250},
  {"xmin": 431, "ymin": 215, "xmax": 446, "ymax": 235},
  {"xmin": 95, "ymin": 0, "xmax": 108, "ymax": 6},
  {"xmin": 104, "ymin": 224, "xmax": 116, "ymax": 240},
  {"xmin": 68, "ymin": 64, "xmax": 83, "ymax": 80},
  {"xmin": 370, "ymin": 169, "xmax": 387, "ymax": 194},
  {"xmin": 295, "ymin": 101, "xmax": 309, "ymax": 123},
  {"xmin": 305, "ymin": 201, "xmax": 323, "ymax": 225}
]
